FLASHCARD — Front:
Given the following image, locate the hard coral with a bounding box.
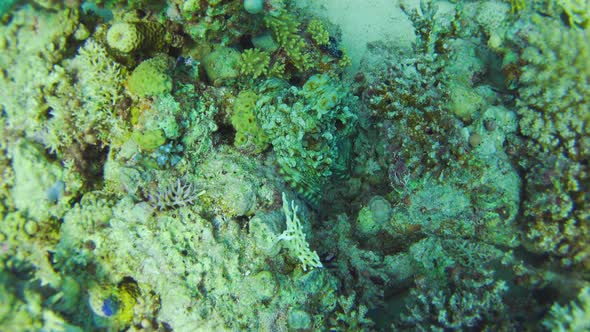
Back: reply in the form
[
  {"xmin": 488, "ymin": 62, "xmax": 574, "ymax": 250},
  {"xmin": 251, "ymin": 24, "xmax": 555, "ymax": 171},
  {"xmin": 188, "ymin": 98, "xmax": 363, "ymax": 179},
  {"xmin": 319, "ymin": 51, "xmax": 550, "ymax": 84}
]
[
  {"xmin": 126, "ymin": 55, "xmax": 174, "ymax": 97},
  {"xmin": 502, "ymin": 14, "xmax": 590, "ymax": 269},
  {"xmin": 278, "ymin": 193, "xmax": 323, "ymax": 271},
  {"xmin": 256, "ymin": 74, "xmax": 357, "ymax": 203},
  {"xmin": 400, "ymin": 269, "xmax": 508, "ymax": 331},
  {"xmin": 107, "ymin": 21, "xmax": 167, "ymax": 54}
]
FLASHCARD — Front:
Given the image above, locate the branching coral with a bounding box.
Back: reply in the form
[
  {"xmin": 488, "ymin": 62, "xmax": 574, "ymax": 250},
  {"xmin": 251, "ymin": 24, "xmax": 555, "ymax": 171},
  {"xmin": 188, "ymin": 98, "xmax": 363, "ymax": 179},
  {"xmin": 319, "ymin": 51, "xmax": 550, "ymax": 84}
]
[
  {"xmin": 264, "ymin": 10, "xmax": 313, "ymax": 71},
  {"xmin": 45, "ymin": 39, "xmax": 128, "ymax": 153},
  {"xmin": 502, "ymin": 14, "xmax": 590, "ymax": 269},
  {"xmin": 239, "ymin": 48, "xmax": 271, "ymax": 79},
  {"xmin": 399, "ymin": 269, "xmax": 508, "ymax": 331},
  {"xmin": 277, "ymin": 193, "xmax": 322, "ymax": 271},
  {"xmin": 544, "ymin": 286, "xmax": 590, "ymax": 331},
  {"xmin": 511, "ymin": 15, "xmax": 590, "ymax": 159}
]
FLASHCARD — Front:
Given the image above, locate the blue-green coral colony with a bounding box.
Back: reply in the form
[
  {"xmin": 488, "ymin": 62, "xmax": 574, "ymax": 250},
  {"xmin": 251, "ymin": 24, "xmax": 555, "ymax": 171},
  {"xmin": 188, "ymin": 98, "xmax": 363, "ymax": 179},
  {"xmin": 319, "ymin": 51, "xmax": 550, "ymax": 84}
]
[{"xmin": 0, "ymin": 0, "xmax": 588, "ymax": 331}]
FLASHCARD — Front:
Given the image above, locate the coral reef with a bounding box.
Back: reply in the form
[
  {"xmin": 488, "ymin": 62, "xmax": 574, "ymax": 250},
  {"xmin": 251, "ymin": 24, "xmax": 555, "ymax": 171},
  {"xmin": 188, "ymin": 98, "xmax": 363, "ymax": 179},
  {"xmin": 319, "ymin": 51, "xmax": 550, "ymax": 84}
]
[
  {"xmin": 544, "ymin": 286, "xmax": 590, "ymax": 331},
  {"xmin": 256, "ymin": 74, "xmax": 358, "ymax": 203},
  {"xmin": 126, "ymin": 55, "xmax": 174, "ymax": 97},
  {"xmin": 106, "ymin": 21, "xmax": 168, "ymax": 54},
  {"xmin": 277, "ymin": 193, "xmax": 323, "ymax": 271},
  {"xmin": 500, "ymin": 13, "xmax": 590, "ymax": 270},
  {"xmin": 1, "ymin": 0, "xmax": 589, "ymax": 330}
]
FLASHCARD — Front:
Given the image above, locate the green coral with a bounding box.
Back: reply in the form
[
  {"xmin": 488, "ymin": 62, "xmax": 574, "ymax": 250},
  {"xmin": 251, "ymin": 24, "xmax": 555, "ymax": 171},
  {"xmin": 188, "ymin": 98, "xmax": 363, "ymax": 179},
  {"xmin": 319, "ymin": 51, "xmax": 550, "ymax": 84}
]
[
  {"xmin": 0, "ymin": 5, "xmax": 80, "ymax": 145},
  {"xmin": 256, "ymin": 74, "xmax": 357, "ymax": 203},
  {"xmin": 127, "ymin": 55, "xmax": 174, "ymax": 97},
  {"xmin": 202, "ymin": 46, "xmax": 241, "ymax": 84},
  {"xmin": 0, "ymin": 271, "xmax": 82, "ymax": 332},
  {"xmin": 131, "ymin": 129, "xmax": 166, "ymax": 152},
  {"xmin": 555, "ymin": 0, "xmax": 590, "ymax": 28},
  {"xmin": 10, "ymin": 141, "xmax": 65, "ymax": 222},
  {"xmin": 512, "ymin": 15, "xmax": 590, "ymax": 158},
  {"xmin": 544, "ymin": 286, "xmax": 590, "ymax": 332},
  {"xmin": 239, "ymin": 48, "xmax": 270, "ymax": 79},
  {"xmin": 505, "ymin": 0, "xmax": 526, "ymax": 13},
  {"xmin": 231, "ymin": 90, "xmax": 269, "ymax": 153},
  {"xmin": 356, "ymin": 196, "xmax": 392, "ymax": 237},
  {"xmin": 264, "ymin": 11, "xmax": 314, "ymax": 71},
  {"xmin": 306, "ymin": 19, "xmax": 330, "ymax": 46},
  {"xmin": 106, "ymin": 21, "xmax": 168, "ymax": 54},
  {"xmin": 196, "ymin": 148, "xmax": 274, "ymax": 217},
  {"xmin": 400, "ymin": 269, "xmax": 508, "ymax": 330},
  {"xmin": 45, "ymin": 39, "xmax": 128, "ymax": 152}
]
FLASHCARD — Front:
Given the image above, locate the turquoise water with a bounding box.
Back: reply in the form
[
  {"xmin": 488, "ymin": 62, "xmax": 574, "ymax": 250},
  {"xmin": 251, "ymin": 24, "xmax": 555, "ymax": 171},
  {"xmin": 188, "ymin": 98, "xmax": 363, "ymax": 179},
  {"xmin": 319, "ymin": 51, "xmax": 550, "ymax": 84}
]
[{"xmin": 0, "ymin": 0, "xmax": 588, "ymax": 331}]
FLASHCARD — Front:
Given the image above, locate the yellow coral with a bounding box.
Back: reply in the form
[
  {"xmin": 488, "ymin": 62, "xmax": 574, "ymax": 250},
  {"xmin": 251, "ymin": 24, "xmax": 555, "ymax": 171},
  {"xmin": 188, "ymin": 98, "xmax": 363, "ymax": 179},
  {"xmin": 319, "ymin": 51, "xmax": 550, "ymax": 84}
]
[
  {"xmin": 106, "ymin": 21, "xmax": 167, "ymax": 54},
  {"xmin": 239, "ymin": 48, "xmax": 270, "ymax": 79},
  {"xmin": 556, "ymin": 0, "xmax": 590, "ymax": 28},
  {"xmin": 306, "ymin": 19, "xmax": 330, "ymax": 46},
  {"xmin": 126, "ymin": 55, "xmax": 173, "ymax": 97},
  {"xmin": 264, "ymin": 11, "xmax": 313, "ymax": 71},
  {"xmin": 506, "ymin": 0, "xmax": 526, "ymax": 13}
]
